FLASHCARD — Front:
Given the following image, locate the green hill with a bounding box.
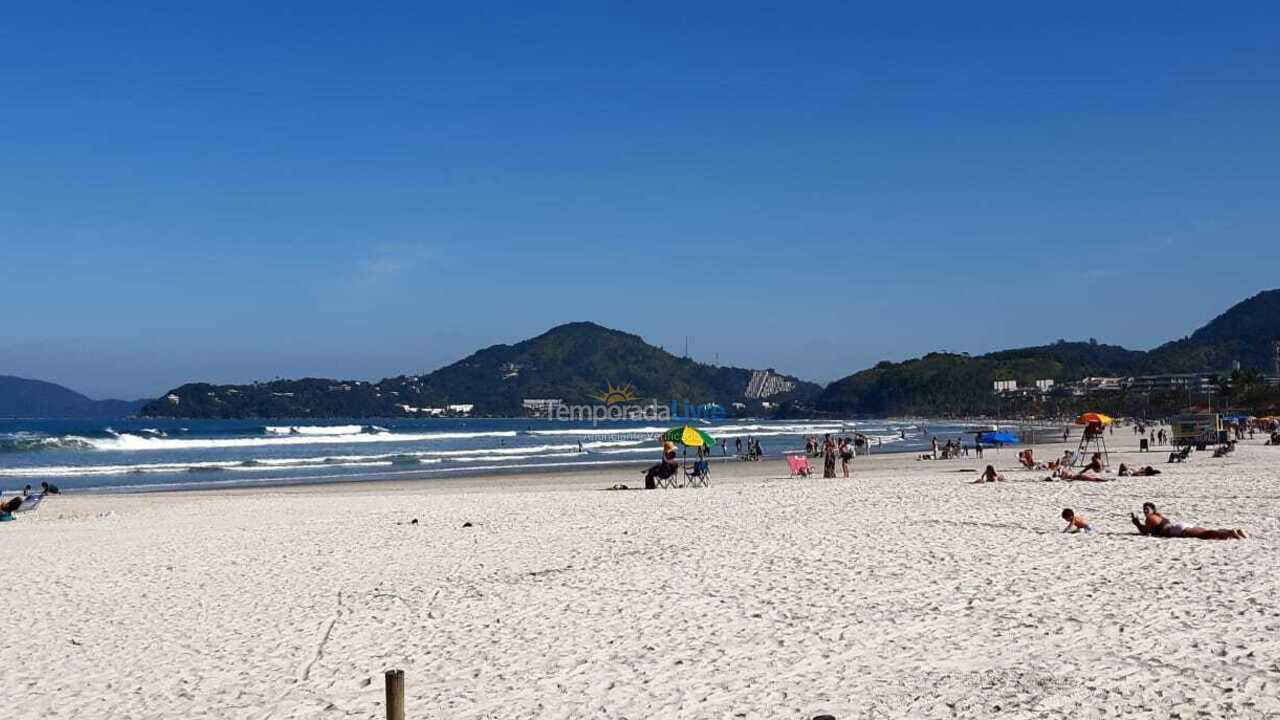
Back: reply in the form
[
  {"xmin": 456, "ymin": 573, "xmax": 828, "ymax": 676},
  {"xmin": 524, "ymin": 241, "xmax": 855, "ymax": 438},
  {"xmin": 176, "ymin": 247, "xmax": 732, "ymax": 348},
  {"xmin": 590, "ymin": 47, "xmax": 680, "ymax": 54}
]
[
  {"xmin": 0, "ymin": 375, "xmax": 144, "ymax": 419},
  {"xmin": 141, "ymin": 322, "xmax": 821, "ymax": 418},
  {"xmin": 817, "ymin": 289, "xmax": 1280, "ymax": 415}
]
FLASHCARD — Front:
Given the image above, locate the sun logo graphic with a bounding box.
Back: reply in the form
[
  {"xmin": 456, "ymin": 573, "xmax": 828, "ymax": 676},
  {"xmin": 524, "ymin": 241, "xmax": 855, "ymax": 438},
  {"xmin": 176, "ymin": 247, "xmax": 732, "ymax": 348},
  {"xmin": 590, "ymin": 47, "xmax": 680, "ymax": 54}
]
[{"xmin": 592, "ymin": 382, "xmax": 638, "ymax": 406}]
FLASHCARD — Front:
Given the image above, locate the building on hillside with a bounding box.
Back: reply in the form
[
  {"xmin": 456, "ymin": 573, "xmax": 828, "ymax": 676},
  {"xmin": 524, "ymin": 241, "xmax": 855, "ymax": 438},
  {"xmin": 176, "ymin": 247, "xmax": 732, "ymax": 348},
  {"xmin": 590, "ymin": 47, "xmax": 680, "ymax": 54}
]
[
  {"xmin": 745, "ymin": 370, "xmax": 796, "ymax": 399},
  {"xmin": 1124, "ymin": 373, "xmax": 1216, "ymax": 395},
  {"xmin": 522, "ymin": 398, "xmax": 562, "ymax": 416}
]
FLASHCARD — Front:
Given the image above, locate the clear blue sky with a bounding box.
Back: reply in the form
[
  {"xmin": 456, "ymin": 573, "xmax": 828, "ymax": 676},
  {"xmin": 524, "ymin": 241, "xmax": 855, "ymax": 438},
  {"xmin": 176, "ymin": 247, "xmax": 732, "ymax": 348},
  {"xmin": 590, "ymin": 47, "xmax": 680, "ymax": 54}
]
[{"xmin": 3, "ymin": 1, "xmax": 1278, "ymax": 399}]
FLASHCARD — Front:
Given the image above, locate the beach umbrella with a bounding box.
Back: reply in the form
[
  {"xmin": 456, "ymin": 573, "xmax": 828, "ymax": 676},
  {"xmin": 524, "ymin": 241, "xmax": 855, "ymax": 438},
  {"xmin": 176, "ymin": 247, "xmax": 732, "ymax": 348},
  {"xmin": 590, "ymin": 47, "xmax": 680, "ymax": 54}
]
[
  {"xmin": 661, "ymin": 425, "xmax": 716, "ymax": 448},
  {"xmin": 977, "ymin": 431, "xmax": 1020, "ymax": 445},
  {"xmin": 1076, "ymin": 412, "xmax": 1114, "ymax": 426}
]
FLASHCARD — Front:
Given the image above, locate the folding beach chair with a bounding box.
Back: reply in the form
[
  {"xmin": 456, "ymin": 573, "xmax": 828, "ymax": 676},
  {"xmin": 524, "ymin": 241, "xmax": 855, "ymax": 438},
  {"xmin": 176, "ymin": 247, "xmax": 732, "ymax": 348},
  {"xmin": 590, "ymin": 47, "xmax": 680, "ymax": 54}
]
[
  {"xmin": 786, "ymin": 455, "xmax": 813, "ymax": 478},
  {"xmin": 683, "ymin": 459, "xmax": 710, "ymax": 488},
  {"xmin": 655, "ymin": 464, "xmax": 680, "ymax": 489}
]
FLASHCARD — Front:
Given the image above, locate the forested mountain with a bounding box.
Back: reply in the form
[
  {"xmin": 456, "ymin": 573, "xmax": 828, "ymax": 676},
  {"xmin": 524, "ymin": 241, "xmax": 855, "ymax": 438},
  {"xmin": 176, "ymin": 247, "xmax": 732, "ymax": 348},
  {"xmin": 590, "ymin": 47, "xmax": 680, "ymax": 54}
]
[
  {"xmin": 817, "ymin": 289, "xmax": 1280, "ymax": 415},
  {"xmin": 0, "ymin": 376, "xmax": 144, "ymax": 418},
  {"xmin": 141, "ymin": 322, "xmax": 821, "ymax": 418}
]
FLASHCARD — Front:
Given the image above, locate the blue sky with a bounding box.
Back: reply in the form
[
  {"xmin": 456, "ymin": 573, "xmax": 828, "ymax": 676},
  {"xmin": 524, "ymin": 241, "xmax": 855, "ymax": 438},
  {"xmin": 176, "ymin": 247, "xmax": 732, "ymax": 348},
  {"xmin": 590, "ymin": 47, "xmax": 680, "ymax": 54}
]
[{"xmin": 3, "ymin": 1, "xmax": 1278, "ymax": 399}]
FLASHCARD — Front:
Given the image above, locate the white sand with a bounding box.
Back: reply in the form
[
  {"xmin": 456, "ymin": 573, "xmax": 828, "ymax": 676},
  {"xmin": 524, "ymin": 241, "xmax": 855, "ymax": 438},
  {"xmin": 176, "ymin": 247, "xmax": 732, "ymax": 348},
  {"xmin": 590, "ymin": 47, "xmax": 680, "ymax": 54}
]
[{"xmin": 4, "ymin": 436, "xmax": 1280, "ymax": 719}]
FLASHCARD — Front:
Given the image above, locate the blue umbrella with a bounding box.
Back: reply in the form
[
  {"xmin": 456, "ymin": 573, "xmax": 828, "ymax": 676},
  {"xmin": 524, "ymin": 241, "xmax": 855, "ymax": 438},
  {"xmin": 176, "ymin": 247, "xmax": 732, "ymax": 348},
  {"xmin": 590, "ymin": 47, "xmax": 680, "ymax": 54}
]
[{"xmin": 977, "ymin": 431, "xmax": 1020, "ymax": 445}]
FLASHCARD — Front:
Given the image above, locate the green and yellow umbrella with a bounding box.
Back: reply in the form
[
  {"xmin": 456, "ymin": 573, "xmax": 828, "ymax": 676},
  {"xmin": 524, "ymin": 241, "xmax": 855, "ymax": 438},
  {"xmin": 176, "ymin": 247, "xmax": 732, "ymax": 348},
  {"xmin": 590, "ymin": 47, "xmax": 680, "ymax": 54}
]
[{"xmin": 661, "ymin": 425, "xmax": 716, "ymax": 448}]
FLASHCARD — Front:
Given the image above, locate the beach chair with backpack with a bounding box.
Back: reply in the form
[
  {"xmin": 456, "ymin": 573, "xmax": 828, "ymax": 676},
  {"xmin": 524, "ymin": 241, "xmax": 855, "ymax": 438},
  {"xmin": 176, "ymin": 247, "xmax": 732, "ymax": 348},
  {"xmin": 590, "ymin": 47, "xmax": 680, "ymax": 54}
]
[
  {"xmin": 786, "ymin": 455, "xmax": 813, "ymax": 478},
  {"xmin": 683, "ymin": 458, "xmax": 710, "ymax": 488}
]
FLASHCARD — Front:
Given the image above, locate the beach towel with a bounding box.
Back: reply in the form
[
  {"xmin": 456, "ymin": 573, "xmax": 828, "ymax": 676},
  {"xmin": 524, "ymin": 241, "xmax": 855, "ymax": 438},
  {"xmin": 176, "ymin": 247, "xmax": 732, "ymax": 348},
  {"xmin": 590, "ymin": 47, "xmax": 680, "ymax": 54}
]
[{"xmin": 14, "ymin": 493, "xmax": 44, "ymax": 513}]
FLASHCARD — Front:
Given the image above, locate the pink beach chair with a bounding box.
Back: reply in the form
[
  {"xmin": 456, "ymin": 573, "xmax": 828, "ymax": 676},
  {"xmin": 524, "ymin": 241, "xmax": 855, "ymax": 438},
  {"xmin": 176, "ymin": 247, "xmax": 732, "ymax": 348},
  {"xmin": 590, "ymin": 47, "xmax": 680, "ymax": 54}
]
[{"xmin": 786, "ymin": 455, "xmax": 813, "ymax": 478}]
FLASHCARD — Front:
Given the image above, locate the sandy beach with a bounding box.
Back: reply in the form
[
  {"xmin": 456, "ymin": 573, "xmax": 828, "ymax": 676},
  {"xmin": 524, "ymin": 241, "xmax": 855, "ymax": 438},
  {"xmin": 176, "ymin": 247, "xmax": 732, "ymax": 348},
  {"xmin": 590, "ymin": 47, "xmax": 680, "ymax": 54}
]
[{"xmin": 4, "ymin": 433, "xmax": 1280, "ymax": 719}]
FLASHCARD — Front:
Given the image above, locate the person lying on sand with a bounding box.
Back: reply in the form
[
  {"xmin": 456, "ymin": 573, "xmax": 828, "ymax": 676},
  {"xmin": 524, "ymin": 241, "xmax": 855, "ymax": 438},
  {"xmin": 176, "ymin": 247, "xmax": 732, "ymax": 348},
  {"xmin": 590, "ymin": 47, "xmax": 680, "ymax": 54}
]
[
  {"xmin": 972, "ymin": 465, "xmax": 1005, "ymax": 483},
  {"xmin": 1130, "ymin": 502, "xmax": 1247, "ymax": 540},
  {"xmin": 1045, "ymin": 466, "xmax": 1109, "ymax": 482},
  {"xmin": 1118, "ymin": 463, "xmax": 1161, "ymax": 477},
  {"xmin": 1061, "ymin": 508, "xmax": 1093, "ymax": 534}
]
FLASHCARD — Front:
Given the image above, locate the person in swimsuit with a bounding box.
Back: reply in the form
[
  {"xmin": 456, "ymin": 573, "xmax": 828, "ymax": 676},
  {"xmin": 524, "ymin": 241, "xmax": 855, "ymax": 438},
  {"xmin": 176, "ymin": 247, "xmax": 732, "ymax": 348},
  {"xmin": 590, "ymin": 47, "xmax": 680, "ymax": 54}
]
[
  {"xmin": 1082, "ymin": 452, "xmax": 1105, "ymax": 473},
  {"xmin": 1046, "ymin": 466, "xmax": 1109, "ymax": 482},
  {"xmin": 1130, "ymin": 502, "xmax": 1247, "ymax": 540},
  {"xmin": 1118, "ymin": 463, "xmax": 1161, "ymax": 477},
  {"xmin": 1061, "ymin": 508, "xmax": 1093, "ymax": 534},
  {"xmin": 973, "ymin": 465, "xmax": 1005, "ymax": 483}
]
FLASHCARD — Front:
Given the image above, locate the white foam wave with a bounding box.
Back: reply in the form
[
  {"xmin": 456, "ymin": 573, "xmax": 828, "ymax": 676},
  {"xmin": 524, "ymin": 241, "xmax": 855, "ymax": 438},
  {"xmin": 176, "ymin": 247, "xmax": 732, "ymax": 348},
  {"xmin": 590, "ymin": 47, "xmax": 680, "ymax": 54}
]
[
  {"xmin": 69, "ymin": 429, "xmax": 519, "ymax": 452},
  {"xmin": 264, "ymin": 425, "xmax": 367, "ymax": 436}
]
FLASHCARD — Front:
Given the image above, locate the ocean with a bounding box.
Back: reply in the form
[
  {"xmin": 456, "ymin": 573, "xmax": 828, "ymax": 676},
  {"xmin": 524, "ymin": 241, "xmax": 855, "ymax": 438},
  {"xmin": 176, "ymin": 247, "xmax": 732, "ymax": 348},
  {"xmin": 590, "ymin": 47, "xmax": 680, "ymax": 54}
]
[{"xmin": 0, "ymin": 417, "xmax": 986, "ymax": 493}]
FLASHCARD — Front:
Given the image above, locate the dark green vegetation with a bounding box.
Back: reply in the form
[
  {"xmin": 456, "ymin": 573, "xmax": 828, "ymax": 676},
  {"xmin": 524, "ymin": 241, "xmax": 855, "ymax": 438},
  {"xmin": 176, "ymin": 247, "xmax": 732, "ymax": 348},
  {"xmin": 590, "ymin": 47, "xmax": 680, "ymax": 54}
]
[
  {"xmin": 817, "ymin": 290, "xmax": 1280, "ymax": 416},
  {"xmin": 0, "ymin": 376, "xmax": 145, "ymax": 419},
  {"xmin": 141, "ymin": 323, "xmax": 822, "ymax": 419}
]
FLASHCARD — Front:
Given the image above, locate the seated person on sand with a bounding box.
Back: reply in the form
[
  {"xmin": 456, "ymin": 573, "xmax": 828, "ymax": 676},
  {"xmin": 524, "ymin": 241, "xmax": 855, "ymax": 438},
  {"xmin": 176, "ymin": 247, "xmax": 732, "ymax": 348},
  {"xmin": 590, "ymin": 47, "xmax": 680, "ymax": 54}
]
[
  {"xmin": 1118, "ymin": 463, "xmax": 1161, "ymax": 477},
  {"xmin": 1, "ymin": 495, "xmax": 22, "ymax": 520},
  {"xmin": 1019, "ymin": 449, "xmax": 1047, "ymax": 470},
  {"xmin": 972, "ymin": 465, "xmax": 1005, "ymax": 483},
  {"xmin": 1061, "ymin": 508, "xmax": 1093, "ymax": 534},
  {"xmin": 643, "ymin": 442, "xmax": 679, "ymax": 488},
  {"xmin": 1082, "ymin": 452, "xmax": 1105, "ymax": 473},
  {"xmin": 1130, "ymin": 502, "xmax": 1247, "ymax": 540}
]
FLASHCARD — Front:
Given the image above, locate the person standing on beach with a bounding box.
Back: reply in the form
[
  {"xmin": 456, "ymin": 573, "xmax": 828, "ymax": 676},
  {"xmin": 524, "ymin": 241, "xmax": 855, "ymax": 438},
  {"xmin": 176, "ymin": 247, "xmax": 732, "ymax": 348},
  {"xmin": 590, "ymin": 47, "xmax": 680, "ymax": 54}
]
[
  {"xmin": 822, "ymin": 434, "xmax": 837, "ymax": 478},
  {"xmin": 931, "ymin": 437, "xmax": 939, "ymax": 459},
  {"xmin": 839, "ymin": 437, "xmax": 853, "ymax": 478}
]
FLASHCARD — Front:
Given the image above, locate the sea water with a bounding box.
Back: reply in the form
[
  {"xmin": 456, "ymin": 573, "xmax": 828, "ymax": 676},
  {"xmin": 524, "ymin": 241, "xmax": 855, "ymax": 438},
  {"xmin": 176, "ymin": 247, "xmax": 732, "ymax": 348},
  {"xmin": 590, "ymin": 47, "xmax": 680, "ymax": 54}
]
[{"xmin": 0, "ymin": 417, "xmax": 978, "ymax": 493}]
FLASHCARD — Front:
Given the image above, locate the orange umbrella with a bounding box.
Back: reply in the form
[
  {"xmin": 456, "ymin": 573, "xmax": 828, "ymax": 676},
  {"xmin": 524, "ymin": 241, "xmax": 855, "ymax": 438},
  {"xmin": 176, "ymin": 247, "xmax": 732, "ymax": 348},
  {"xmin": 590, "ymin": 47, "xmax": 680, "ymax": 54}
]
[{"xmin": 1076, "ymin": 412, "xmax": 1114, "ymax": 426}]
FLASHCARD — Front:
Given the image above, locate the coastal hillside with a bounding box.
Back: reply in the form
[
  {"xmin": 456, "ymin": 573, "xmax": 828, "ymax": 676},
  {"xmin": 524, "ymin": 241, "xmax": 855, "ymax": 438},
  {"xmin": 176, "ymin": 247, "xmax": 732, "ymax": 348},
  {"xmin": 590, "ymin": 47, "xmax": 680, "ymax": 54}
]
[
  {"xmin": 0, "ymin": 375, "xmax": 144, "ymax": 419},
  {"xmin": 141, "ymin": 322, "xmax": 822, "ymax": 418},
  {"xmin": 818, "ymin": 289, "xmax": 1280, "ymax": 415}
]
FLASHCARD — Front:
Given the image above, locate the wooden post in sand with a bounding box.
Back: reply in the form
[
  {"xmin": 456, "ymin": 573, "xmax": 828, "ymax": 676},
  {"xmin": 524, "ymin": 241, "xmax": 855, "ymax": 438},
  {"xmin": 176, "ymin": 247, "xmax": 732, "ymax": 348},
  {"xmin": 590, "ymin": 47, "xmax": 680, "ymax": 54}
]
[{"xmin": 385, "ymin": 669, "xmax": 405, "ymax": 720}]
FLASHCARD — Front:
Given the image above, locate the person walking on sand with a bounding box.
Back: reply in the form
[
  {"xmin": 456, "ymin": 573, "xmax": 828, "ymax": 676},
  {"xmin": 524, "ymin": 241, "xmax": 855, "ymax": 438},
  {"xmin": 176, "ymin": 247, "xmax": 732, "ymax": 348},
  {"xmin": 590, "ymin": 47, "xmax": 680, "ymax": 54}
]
[
  {"xmin": 931, "ymin": 436, "xmax": 939, "ymax": 459},
  {"xmin": 1130, "ymin": 502, "xmax": 1247, "ymax": 540}
]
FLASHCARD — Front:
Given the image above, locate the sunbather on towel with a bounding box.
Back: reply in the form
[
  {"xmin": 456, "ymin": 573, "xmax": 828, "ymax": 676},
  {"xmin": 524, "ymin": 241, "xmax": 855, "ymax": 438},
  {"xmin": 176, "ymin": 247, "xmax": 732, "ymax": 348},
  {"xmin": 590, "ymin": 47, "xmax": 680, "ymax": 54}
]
[
  {"xmin": 1130, "ymin": 502, "xmax": 1247, "ymax": 540},
  {"xmin": 1046, "ymin": 466, "xmax": 1109, "ymax": 482},
  {"xmin": 1118, "ymin": 463, "xmax": 1161, "ymax": 477},
  {"xmin": 1, "ymin": 496, "xmax": 22, "ymax": 514}
]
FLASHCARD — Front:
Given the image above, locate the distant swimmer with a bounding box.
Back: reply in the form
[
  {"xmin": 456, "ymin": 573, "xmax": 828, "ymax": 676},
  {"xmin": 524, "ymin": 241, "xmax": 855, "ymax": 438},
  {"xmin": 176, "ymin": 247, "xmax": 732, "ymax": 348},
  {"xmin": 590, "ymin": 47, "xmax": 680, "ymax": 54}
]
[{"xmin": 1131, "ymin": 502, "xmax": 1247, "ymax": 540}]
